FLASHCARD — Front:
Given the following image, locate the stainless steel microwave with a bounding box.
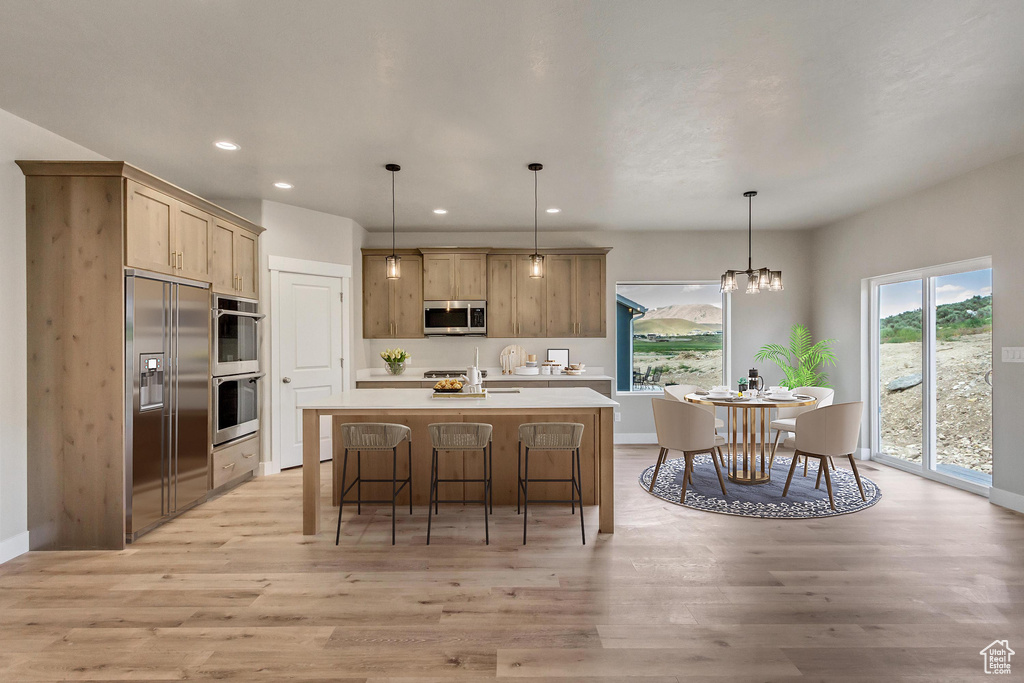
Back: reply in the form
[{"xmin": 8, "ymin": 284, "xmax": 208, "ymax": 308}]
[{"xmin": 423, "ymin": 300, "xmax": 486, "ymax": 336}]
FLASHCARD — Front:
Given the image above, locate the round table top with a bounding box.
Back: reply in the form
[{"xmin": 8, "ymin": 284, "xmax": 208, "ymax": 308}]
[{"xmin": 684, "ymin": 392, "xmax": 816, "ymax": 408}]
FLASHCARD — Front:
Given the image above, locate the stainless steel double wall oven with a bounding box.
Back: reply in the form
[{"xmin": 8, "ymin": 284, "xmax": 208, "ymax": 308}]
[{"xmin": 212, "ymin": 293, "xmax": 264, "ymax": 446}]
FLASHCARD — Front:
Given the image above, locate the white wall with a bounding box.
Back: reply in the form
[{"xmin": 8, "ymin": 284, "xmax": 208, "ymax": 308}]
[
  {"xmin": 230, "ymin": 200, "xmax": 367, "ymax": 472},
  {"xmin": 362, "ymin": 228, "xmax": 814, "ymax": 436},
  {"xmin": 809, "ymin": 151, "xmax": 1024, "ymax": 507},
  {"xmin": 0, "ymin": 108, "xmax": 106, "ymax": 562}
]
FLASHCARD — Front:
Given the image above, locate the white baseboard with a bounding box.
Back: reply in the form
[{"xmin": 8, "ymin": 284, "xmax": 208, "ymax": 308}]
[
  {"xmin": 855, "ymin": 447, "xmax": 871, "ymax": 461},
  {"xmin": 258, "ymin": 460, "xmax": 281, "ymax": 477},
  {"xmin": 0, "ymin": 531, "xmax": 30, "ymax": 565},
  {"xmin": 989, "ymin": 487, "xmax": 1024, "ymax": 514},
  {"xmin": 615, "ymin": 432, "xmax": 658, "ymax": 445}
]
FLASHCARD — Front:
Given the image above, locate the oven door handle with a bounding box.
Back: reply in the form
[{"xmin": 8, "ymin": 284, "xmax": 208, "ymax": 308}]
[
  {"xmin": 213, "ymin": 309, "xmax": 266, "ymax": 321},
  {"xmin": 214, "ymin": 372, "xmax": 265, "ymax": 386}
]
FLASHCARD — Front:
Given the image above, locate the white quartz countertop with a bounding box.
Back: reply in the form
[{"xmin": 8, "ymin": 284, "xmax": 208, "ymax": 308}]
[
  {"xmin": 300, "ymin": 387, "xmax": 619, "ymax": 410},
  {"xmin": 356, "ymin": 367, "xmax": 612, "ymax": 383}
]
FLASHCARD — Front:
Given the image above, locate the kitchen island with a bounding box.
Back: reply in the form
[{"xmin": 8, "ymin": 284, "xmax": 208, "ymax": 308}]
[{"xmin": 301, "ymin": 387, "xmax": 618, "ymax": 536}]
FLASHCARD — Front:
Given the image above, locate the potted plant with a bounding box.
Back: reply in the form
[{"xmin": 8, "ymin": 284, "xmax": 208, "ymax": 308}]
[
  {"xmin": 755, "ymin": 324, "xmax": 837, "ymax": 389},
  {"xmin": 381, "ymin": 348, "xmax": 411, "ymax": 375}
]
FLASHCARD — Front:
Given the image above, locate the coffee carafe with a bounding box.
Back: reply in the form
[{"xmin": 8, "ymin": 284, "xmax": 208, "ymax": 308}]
[{"xmin": 747, "ymin": 368, "xmax": 764, "ymax": 392}]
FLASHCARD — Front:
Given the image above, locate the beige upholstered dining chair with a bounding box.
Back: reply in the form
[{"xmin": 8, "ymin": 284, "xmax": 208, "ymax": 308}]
[
  {"xmin": 663, "ymin": 384, "xmax": 725, "ymax": 429},
  {"xmin": 651, "ymin": 398, "xmax": 728, "ymax": 502},
  {"xmin": 768, "ymin": 386, "xmax": 835, "ymax": 471},
  {"xmin": 781, "ymin": 402, "xmax": 866, "ymax": 511}
]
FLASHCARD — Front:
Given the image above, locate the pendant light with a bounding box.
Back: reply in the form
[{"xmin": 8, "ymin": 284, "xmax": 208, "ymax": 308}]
[
  {"xmin": 528, "ymin": 163, "xmax": 544, "ymax": 278},
  {"xmin": 720, "ymin": 191, "xmax": 783, "ymax": 293},
  {"xmin": 385, "ymin": 163, "xmax": 401, "ymax": 279}
]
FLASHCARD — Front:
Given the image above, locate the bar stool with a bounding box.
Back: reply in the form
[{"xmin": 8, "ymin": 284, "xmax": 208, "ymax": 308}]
[
  {"xmin": 427, "ymin": 423, "xmax": 493, "ymax": 545},
  {"xmin": 335, "ymin": 423, "xmax": 412, "ymax": 545},
  {"xmin": 517, "ymin": 422, "xmax": 585, "ymax": 545}
]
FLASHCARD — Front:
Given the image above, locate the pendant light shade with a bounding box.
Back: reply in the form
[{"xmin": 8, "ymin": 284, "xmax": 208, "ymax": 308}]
[
  {"xmin": 720, "ymin": 191, "xmax": 782, "ymax": 294},
  {"xmin": 528, "ymin": 163, "xmax": 544, "ymax": 278},
  {"xmin": 385, "ymin": 163, "xmax": 401, "ymax": 280}
]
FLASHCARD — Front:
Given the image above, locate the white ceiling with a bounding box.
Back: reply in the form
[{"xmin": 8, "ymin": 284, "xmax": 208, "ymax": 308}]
[{"xmin": 2, "ymin": 1, "xmax": 1023, "ymax": 232}]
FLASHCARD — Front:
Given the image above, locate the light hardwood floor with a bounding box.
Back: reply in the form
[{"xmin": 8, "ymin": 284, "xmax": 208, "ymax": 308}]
[{"xmin": 2, "ymin": 445, "xmax": 1023, "ymax": 681}]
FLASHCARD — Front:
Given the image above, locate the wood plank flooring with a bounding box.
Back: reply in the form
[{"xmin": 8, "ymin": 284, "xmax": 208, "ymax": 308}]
[{"xmin": 2, "ymin": 445, "xmax": 1024, "ymax": 680}]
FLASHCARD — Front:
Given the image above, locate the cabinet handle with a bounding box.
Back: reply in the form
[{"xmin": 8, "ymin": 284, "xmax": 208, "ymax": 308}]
[
  {"xmin": 177, "ymin": 252, "xmax": 183, "ymax": 269},
  {"xmin": 222, "ymin": 462, "xmax": 236, "ymax": 469},
  {"xmin": 242, "ymin": 452, "xmax": 255, "ymax": 459},
  {"xmin": 170, "ymin": 252, "xmax": 175, "ymax": 267}
]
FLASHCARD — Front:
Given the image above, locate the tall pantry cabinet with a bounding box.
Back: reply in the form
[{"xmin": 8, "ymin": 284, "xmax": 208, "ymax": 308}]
[{"xmin": 17, "ymin": 161, "xmax": 264, "ymax": 550}]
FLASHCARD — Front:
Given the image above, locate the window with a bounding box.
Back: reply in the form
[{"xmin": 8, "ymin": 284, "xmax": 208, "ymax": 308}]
[
  {"xmin": 615, "ymin": 282, "xmax": 727, "ymax": 393},
  {"xmin": 870, "ymin": 258, "xmax": 992, "ymax": 493}
]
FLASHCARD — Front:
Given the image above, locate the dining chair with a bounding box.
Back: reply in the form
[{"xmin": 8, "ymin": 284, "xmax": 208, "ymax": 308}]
[
  {"xmin": 782, "ymin": 402, "xmax": 866, "ymax": 511},
  {"xmin": 663, "ymin": 385, "xmax": 726, "ymax": 430},
  {"xmin": 663, "ymin": 384, "xmax": 726, "ymax": 465},
  {"xmin": 651, "ymin": 398, "xmax": 728, "ymax": 502},
  {"xmin": 768, "ymin": 386, "xmax": 835, "ymax": 472}
]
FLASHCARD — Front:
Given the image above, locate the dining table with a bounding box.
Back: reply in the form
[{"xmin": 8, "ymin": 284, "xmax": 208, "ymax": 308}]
[{"xmin": 685, "ymin": 392, "xmax": 816, "ymax": 485}]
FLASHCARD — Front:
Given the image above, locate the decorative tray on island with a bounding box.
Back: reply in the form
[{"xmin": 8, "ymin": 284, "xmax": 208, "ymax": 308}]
[{"xmin": 432, "ymin": 389, "xmax": 488, "ymax": 399}]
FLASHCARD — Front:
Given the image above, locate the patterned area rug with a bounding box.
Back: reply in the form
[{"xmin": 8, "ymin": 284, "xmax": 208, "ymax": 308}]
[{"xmin": 639, "ymin": 454, "xmax": 881, "ymax": 518}]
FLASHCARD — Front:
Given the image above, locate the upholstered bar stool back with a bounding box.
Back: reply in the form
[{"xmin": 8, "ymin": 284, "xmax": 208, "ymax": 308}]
[
  {"xmin": 517, "ymin": 422, "xmax": 586, "ymax": 545},
  {"xmin": 335, "ymin": 422, "xmax": 413, "ymax": 546},
  {"xmin": 518, "ymin": 422, "xmax": 584, "ymax": 451},
  {"xmin": 340, "ymin": 423, "xmax": 412, "ymax": 451},
  {"xmin": 427, "ymin": 422, "xmax": 493, "ymax": 545}
]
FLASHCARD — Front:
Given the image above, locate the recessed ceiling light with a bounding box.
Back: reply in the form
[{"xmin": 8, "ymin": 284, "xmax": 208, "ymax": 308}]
[
  {"xmin": 433, "ymin": 208, "xmax": 448, "ymax": 214},
  {"xmin": 214, "ymin": 141, "xmax": 240, "ymax": 151},
  {"xmin": 546, "ymin": 207, "xmax": 561, "ymax": 213},
  {"xmin": 274, "ymin": 182, "xmax": 293, "ymax": 189}
]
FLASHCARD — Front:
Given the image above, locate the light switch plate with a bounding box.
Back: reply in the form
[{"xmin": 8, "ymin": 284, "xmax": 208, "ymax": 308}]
[{"xmin": 1002, "ymin": 347, "xmax": 1024, "ymax": 363}]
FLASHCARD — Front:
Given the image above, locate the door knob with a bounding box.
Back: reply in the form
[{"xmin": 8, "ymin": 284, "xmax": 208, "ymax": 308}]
[{"xmin": 282, "ymin": 377, "xmax": 292, "ymax": 383}]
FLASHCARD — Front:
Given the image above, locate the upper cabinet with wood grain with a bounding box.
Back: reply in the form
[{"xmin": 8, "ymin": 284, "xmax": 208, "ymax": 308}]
[
  {"xmin": 422, "ymin": 251, "xmax": 487, "ymax": 300},
  {"xmin": 363, "ymin": 253, "xmax": 424, "ymax": 338},
  {"xmin": 123, "ymin": 175, "xmax": 261, "ymax": 296},
  {"xmin": 485, "ymin": 251, "xmax": 606, "ymax": 338},
  {"xmin": 210, "ymin": 219, "xmax": 259, "ymax": 297},
  {"xmin": 545, "ymin": 254, "xmax": 606, "ymax": 338},
  {"xmin": 361, "ymin": 247, "xmax": 606, "ymax": 340}
]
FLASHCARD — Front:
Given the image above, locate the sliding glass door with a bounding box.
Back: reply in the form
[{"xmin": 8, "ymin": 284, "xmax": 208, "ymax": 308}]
[
  {"xmin": 877, "ymin": 279, "xmax": 924, "ymax": 464},
  {"xmin": 871, "ymin": 259, "xmax": 992, "ymax": 493}
]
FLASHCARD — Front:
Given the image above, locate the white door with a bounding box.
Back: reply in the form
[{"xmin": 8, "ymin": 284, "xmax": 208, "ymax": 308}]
[{"xmin": 277, "ymin": 272, "xmax": 343, "ymax": 469}]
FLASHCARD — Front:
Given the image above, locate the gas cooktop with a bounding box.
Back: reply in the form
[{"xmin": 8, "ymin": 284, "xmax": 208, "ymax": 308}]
[{"xmin": 422, "ymin": 369, "xmax": 489, "ymax": 379}]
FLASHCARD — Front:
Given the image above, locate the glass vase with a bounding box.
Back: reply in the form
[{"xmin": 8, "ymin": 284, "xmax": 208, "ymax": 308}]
[{"xmin": 385, "ymin": 361, "xmax": 406, "ymax": 376}]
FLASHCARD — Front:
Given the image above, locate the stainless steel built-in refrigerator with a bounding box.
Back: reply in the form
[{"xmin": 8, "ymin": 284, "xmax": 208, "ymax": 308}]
[{"xmin": 125, "ymin": 270, "xmax": 210, "ymax": 542}]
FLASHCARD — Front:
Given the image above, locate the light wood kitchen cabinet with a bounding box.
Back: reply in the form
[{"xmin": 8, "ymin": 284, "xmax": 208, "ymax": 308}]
[
  {"xmin": 575, "ymin": 254, "xmax": 606, "ymax": 336},
  {"xmin": 235, "ymin": 228, "xmax": 259, "ymax": 298},
  {"xmin": 126, "ymin": 180, "xmax": 176, "ymax": 275},
  {"xmin": 485, "ymin": 254, "xmax": 547, "ymax": 337},
  {"xmin": 126, "ymin": 178, "xmax": 259, "ymax": 296},
  {"xmin": 175, "ymin": 204, "xmax": 213, "ymax": 281},
  {"xmin": 422, "ymin": 252, "xmax": 487, "ymax": 300},
  {"xmin": 363, "ymin": 253, "xmax": 424, "ymax": 338},
  {"xmin": 515, "ymin": 254, "xmax": 547, "ymax": 336},
  {"xmin": 211, "ymin": 219, "xmax": 259, "ymax": 298},
  {"xmin": 17, "ymin": 160, "xmax": 265, "ymax": 551},
  {"xmin": 544, "ymin": 254, "xmax": 606, "ymax": 338},
  {"xmin": 486, "ymin": 255, "xmax": 516, "ymax": 337},
  {"xmin": 210, "ymin": 220, "xmax": 236, "ymax": 293},
  {"xmin": 211, "ymin": 434, "xmax": 259, "ymax": 490}
]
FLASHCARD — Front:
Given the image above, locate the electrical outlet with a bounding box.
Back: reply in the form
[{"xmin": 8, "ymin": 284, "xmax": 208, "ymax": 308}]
[
  {"xmin": 615, "ymin": 412, "xmax": 622, "ymax": 422},
  {"xmin": 1002, "ymin": 347, "xmax": 1024, "ymax": 363}
]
